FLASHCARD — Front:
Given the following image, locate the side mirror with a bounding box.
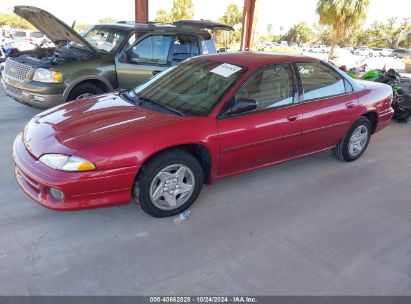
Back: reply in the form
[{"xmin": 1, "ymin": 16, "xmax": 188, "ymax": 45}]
[{"xmin": 224, "ymin": 98, "xmax": 257, "ymax": 116}]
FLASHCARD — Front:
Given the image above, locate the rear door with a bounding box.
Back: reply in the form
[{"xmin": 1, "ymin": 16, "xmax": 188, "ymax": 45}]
[{"xmin": 294, "ymin": 62, "xmax": 361, "ymax": 156}]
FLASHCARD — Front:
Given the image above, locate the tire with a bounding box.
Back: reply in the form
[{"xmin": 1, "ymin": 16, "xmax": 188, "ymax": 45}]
[
  {"xmin": 332, "ymin": 117, "xmax": 372, "ymax": 162},
  {"xmin": 369, "ymin": 53, "xmax": 373, "ymax": 57},
  {"xmin": 67, "ymin": 82, "xmax": 104, "ymax": 101},
  {"xmin": 132, "ymin": 149, "xmax": 204, "ymax": 218},
  {"xmin": 393, "ymin": 54, "xmax": 398, "ymax": 59}
]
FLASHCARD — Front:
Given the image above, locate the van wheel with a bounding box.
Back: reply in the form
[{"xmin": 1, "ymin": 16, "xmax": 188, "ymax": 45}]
[
  {"xmin": 132, "ymin": 149, "xmax": 204, "ymax": 218},
  {"xmin": 67, "ymin": 83, "xmax": 104, "ymax": 101},
  {"xmin": 332, "ymin": 117, "xmax": 372, "ymax": 162}
]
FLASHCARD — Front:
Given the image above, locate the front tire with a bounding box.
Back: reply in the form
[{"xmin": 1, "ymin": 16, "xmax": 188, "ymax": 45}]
[
  {"xmin": 332, "ymin": 117, "xmax": 372, "ymax": 162},
  {"xmin": 133, "ymin": 149, "xmax": 204, "ymax": 218},
  {"xmin": 67, "ymin": 82, "xmax": 104, "ymax": 101}
]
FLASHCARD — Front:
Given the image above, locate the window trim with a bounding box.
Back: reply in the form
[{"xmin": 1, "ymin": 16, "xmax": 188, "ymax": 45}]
[
  {"xmin": 293, "ymin": 61, "xmax": 354, "ymax": 104},
  {"xmin": 218, "ymin": 62, "xmax": 299, "ymax": 120}
]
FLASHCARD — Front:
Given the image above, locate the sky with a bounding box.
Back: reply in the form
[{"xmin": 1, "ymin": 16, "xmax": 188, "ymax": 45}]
[{"xmin": 0, "ymin": 0, "xmax": 410, "ymax": 34}]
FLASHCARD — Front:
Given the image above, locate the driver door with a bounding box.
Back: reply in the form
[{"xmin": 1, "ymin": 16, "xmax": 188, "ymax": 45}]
[
  {"xmin": 217, "ymin": 64, "xmax": 302, "ymax": 176},
  {"xmin": 115, "ymin": 34, "xmax": 174, "ymax": 89}
]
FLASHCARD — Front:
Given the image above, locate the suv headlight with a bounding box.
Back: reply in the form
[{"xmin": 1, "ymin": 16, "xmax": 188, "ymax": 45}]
[
  {"xmin": 39, "ymin": 154, "xmax": 95, "ymax": 171},
  {"xmin": 33, "ymin": 68, "xmax": 63, "ymax": 83}
]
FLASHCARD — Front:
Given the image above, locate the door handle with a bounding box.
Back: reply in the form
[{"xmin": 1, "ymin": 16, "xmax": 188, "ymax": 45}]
[
  {"xmin": 345, "ymin": 102, "xmax": 355, "ymax": 109},
  {"xmin": 287, "ymin": 115, "xmax": 299, "ymax": 122},
  {"xmin": 152, "ymin": 70, "xmax": 161, "ymax": 76}
]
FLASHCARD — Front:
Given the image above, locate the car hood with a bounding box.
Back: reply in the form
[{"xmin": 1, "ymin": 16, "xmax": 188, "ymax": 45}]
[
  {"xmin": 14, "ymin": 6, "xmax": 96, "ymax": 52},
  {"xmin": 23, "ymin": 92, "xmax": 188, "ymax": 164}
]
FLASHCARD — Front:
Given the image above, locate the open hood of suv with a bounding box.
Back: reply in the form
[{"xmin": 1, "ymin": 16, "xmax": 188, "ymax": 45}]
[
  {"xmin": 173, "ymin": 20, "xmax": 234, "ymax": 31},
  {"xmin": 14, "ymin": 6, "xmax": 96, "ymax": 52}
]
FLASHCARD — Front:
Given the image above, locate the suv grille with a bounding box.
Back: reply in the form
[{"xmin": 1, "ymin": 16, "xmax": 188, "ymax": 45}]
[{"xmin": 4, "ymin": 59, "xmax": 33, "ymax": 81}]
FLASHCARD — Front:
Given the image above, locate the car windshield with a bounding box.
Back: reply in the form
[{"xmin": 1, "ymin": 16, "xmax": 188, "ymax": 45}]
[
  {"xmin": 70, "ymin": 26, "xmax": 127, "ymax": 53},
  {"xmin": 127, "ymin": 59, "xmax": 246, "ymax": 116}
]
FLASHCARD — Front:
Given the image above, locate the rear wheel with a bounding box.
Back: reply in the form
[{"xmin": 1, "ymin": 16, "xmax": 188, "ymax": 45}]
[
  {"xmin": 67, "ymin": 82, "xmax": 104, "ymax": 101},
  {"xmin": 332, "ymin": 117, "xmax": 372, "ymax": 162},
  {"xmin": 133, "ymin": 149, "xmax": 204, "ymax": 218}
]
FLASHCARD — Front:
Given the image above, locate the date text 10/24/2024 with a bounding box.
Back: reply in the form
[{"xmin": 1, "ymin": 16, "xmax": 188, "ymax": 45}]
[{"xmin": 149, "ymin": 296, "xmax": 257, "ymax": 303}]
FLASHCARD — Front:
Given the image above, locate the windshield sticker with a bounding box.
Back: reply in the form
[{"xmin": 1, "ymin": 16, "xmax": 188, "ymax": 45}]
[{"xmin": 210, "ymin": 63, "xmax": 242, "ymax": 78}]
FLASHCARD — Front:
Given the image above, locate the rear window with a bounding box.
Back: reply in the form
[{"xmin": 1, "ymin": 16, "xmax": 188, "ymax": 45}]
[
  {"xmin": 296, "ymin": 62, "xmax": 346, "ymax": 101},
  {"xmin": 201, "ymin": 36, "xmax": 216, "ymax": 55}
]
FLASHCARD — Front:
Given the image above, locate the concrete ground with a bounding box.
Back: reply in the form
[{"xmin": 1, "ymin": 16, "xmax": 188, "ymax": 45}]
[{"xmin": 0, "ymin": 89, "xmax": 411, "ymax": 296}]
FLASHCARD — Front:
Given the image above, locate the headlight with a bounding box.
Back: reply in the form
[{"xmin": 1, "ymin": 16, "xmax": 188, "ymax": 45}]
[
  {"xmin": 33, "ymin": 68, "xmax": 63, "ymax": 83},
  {"xmin": 39, "ymin": 154, "xmax": 95, "ymax": 171}
]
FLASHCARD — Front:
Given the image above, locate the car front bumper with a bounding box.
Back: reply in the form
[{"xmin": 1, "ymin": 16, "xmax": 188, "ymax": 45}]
[
  {"xmin": 13, "ymin": 133, "xmax": 140, "ymax": 211},
  {"xmin": 1, "ymin": 76, "xmax": 65, "ymax": 109}
]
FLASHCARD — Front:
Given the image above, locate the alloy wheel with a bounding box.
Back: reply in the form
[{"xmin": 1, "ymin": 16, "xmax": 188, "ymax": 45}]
[
  {"xmin": 348, "ymin": 125, "xmax": 368, "ymax": 157},
  {"xmin": 149, "ymin": 164, "xmax": 195, "ymax": 210}
]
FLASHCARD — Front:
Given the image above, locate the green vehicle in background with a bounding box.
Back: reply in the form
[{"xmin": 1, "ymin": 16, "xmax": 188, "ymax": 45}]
[{"xmin": 1, "ymin": 6, "xmax": 232, "ymax": 109}]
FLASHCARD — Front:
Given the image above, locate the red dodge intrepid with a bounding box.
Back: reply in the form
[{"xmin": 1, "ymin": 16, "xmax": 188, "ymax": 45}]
[{"xmin": 13, "ymin": 52, "xmax": 394, "ymax": 217}]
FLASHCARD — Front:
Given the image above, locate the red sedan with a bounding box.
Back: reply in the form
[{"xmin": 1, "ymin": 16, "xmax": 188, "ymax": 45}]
[{"xmin": 13, "ymin": 52, "xmax": 394, "ymax": 217}]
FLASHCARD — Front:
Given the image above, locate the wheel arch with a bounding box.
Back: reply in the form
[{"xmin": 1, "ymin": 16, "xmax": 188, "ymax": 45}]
[
  {"xmin": 138, "ymin": 143, "xmax": 213, "ymax": 184},
  {"xmin": 63, "ymin": 76, "xmax": 114, "ymax": 101},
  {"xmin": 361, "ymin": 111, "xmax": 378, "ymax": 134}
]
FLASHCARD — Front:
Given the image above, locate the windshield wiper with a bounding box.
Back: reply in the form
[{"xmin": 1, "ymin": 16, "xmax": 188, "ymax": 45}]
[{"xmin": 137, "ymin": 95, "xmax": 184, "ymax": 116}]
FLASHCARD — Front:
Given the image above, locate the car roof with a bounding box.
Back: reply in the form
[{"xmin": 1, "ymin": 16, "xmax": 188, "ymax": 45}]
[
  {"xmin": 196, "ymin": 52, "xmax": 319, "ymax": 70},
  {"xmin": 93, "ymin": 22, "xmax": 210, "ymax": 35}
]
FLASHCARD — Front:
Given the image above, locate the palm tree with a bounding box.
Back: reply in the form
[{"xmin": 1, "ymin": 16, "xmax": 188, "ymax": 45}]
[{"xmin": 317, "ymin": 0, "xmax": 370, "ymax": 59}]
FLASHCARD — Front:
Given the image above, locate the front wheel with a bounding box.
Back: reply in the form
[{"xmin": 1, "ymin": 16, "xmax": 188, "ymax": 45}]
[
  {"xmin": 67, "ymin": 82, "xmax": 104, "ymax": 101},
  {"xmin": 332, "ymin": 117, "xmax": 372, "ymax": 162},
  {"xmin": 133, "ymin": 149, "xmax": 204, "ymax": 217}
]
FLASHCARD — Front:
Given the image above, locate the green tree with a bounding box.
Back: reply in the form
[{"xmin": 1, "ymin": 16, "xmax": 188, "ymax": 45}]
[
  {"xmin": 220, "ymin": 4, "xmax": 242, "ymax": 27},
  {"xmin": 313, "ymin": 22, "xmax": 332, "ymax": 45},
  {"xmin": 154, "ymin": 9, "xmax": 170, "ymax": 23},
  {"xmin": 98, "ymin": 17, "xmax": 115, "ymax": 24},
  {"xmin": 170, "ymin": 0, "xmax": 194, "ymax": 21},
  {"xmin": 154, "ymin": 0, "xmax": 193, "ymax": 23},
  {"xmin": 215, "ymin": 4, "xmax": 243, "ymax": 48},
  {"xmin": 317, "ymin": 0, "xmax": 370, "ymax": 59},
  {"xmin": 74, "ymin": 24, "xmax": 91, "ymax": 32},
  {"xmin": 285, "ymin": 22, "xmax": 314, "ymax": 44},
  {"xmin": 0, "ymin": 13, "xmax": 35, "ymax": 29}
]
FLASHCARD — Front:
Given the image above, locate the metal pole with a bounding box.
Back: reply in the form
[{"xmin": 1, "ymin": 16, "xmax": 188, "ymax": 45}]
[
  {"xmin": 240, "ymin": 0, "xmax": 256, "ymax": 51},
  {"xmin": 135, "ymin": 0, "xmax": 149, "ymax": 23}
]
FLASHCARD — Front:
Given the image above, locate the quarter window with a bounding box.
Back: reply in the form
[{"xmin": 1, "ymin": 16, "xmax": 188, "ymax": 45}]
[
  {"xmin": 296, "ymin": 62, "xmax": 346, "ymax": 101},
  {"xmin": 130, "ymin": 35, "xmax": 173, "ymax": 65},
  {"xmin": 235, "ymin": 64, "xmax": 295, "ymax": 110}
]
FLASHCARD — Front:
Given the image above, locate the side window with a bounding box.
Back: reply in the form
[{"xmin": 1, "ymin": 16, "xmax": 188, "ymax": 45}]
[
  {"xmin": 171, "ymin": 35, "xmax": 200, "ymax": 64},
  {"xmin": 297, "ymin": 62, "xmax": 346, "ymax": 101},
  {"xmin": 130, "ymin": 35, "xmax": 173, "ymax": 65},
  {"xmin": 235, "ymin": 64, "xmax": 295, "ymax": 111},
  {"xmin": 200, "ymin": 36, "xmax": 216, "ymax": 54}
]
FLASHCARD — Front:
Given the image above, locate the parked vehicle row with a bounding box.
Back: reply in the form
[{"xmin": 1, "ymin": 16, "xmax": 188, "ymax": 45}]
[{"xmin": 2, "ymin": 6, "xmax": 395, "ymax": 218}]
